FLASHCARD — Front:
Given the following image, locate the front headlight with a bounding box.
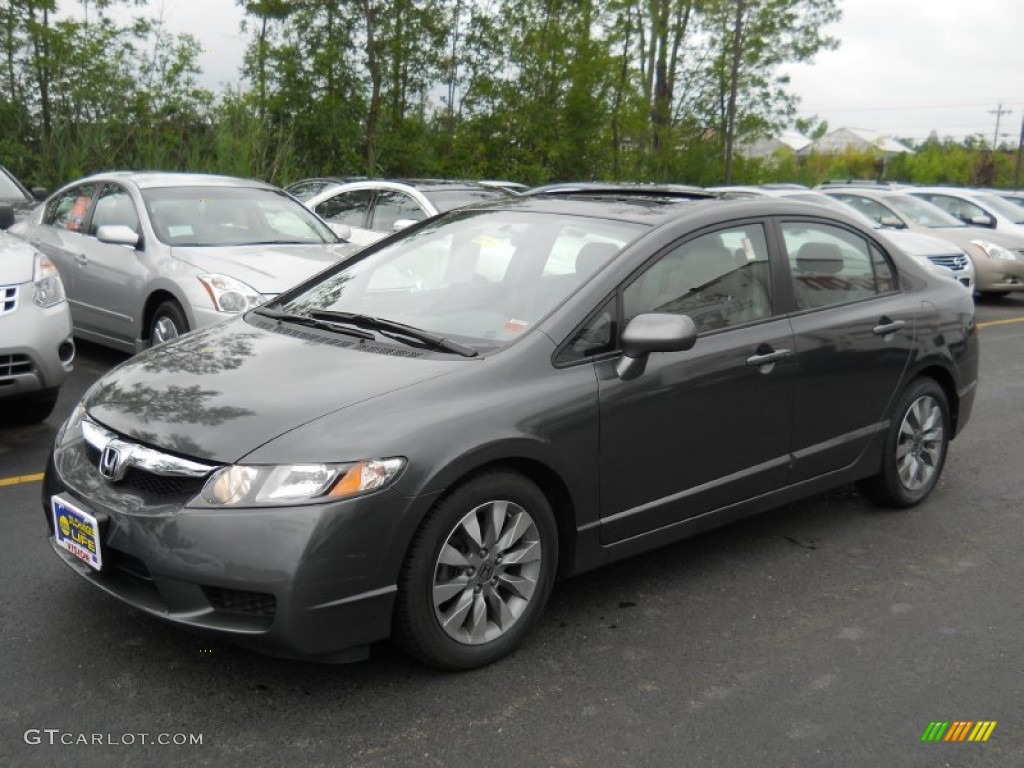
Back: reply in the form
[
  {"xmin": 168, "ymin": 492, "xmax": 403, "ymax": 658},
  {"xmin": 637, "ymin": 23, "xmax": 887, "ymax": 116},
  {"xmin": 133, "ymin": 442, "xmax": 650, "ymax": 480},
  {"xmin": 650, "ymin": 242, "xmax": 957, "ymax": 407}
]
[
  {"xmin": 970, "ymin": 240, "xmax": 1017, "ymax": 261},
  {"xmin": 189, "ymin": 458, "xmax": 405, "ymax": 508},
  {"xmin": 197, "ymin": 273, "xmax": 265, "ymax": 313},
  {"xmin": 33, "ymin": 253, "xmax": 66, "ymax": 307}
]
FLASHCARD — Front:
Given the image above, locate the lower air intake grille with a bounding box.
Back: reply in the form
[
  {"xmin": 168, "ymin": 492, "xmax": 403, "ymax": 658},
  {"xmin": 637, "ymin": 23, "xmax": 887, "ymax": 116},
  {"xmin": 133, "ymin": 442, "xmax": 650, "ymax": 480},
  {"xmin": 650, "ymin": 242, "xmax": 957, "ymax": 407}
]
[{"xmin": 203, "ymin": 586, "xmax": 276, "ymax": 618}]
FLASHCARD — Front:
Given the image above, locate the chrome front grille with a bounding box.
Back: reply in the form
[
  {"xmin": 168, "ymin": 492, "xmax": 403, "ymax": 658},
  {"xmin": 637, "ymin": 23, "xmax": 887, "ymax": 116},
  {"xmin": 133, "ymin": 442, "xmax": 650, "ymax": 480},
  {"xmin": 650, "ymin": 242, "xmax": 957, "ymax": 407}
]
[
  {"xmin": 81, "ymin": 417, "xmax": 219, "ymax": 498},
  {"xmin": 0, "ymin": 285, "xmax": 18, "ymax": 315},
  {"xmin": 927, "ymin": 254, "xmax": 969, "ymax": 271},
  {"xmin": 0, "ymin": 353, "xmax": 33, "ymax": 378}
]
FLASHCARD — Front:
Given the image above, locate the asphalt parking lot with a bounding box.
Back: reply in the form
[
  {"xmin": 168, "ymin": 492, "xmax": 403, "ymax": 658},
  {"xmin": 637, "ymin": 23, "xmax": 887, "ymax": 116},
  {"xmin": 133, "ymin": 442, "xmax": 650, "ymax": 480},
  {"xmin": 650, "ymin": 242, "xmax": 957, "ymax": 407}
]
[{"xmin": 2, "ymin": 296, "xmax": 1023, "ymax": 767}]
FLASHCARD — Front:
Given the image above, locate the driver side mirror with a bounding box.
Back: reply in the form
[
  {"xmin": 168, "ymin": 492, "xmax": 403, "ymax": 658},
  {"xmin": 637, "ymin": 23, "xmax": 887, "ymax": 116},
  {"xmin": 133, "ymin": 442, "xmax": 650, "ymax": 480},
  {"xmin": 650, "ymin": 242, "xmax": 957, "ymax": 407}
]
[
  {"xmin": 878, "ymin": 215, "xmax": 906, "ymax": 229},
  {"xmin": 616, "ymin": 313, "xmax": 698, "ymax": 381},
  {"xmin": 329, "ymin": 222, "xmax": 352, "ymax": 241},
  {"xmin": 31, "ymin": 187, "xmax": 48, "ymax": 201},
  {"xmin": 0, "ymin": 204, "xmax": 14, "ymax": 230},
  {"xmin": 96, "ymin": 224, "xmax": 140, "ymax": 248},
  {"xmin": 969, "ymin": 213, "xmax": 995, "ymax": 228},
  {"xmin": 393, "ymin": 219, "xmax": 418, "ymax": 232}
]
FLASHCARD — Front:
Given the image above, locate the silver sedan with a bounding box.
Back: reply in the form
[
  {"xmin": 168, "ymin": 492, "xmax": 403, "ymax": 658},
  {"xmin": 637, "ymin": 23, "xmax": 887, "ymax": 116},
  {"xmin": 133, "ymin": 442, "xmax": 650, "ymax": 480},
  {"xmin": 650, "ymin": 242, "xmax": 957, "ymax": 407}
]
[{"xmin": 11, "ymin": 172, "xmax": 355, "ymax": 353}]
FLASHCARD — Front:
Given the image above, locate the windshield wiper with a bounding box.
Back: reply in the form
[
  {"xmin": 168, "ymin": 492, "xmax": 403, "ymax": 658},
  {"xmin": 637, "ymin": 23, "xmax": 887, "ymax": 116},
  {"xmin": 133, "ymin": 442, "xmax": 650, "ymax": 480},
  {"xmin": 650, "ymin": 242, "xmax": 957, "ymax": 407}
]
[
  {"xmin": 309, "ymin": 310, "xmax": 479, "ymax": 357},
  {"xmin": 252, "ymin": 307, "xmax": 374, "ymax": 340}
]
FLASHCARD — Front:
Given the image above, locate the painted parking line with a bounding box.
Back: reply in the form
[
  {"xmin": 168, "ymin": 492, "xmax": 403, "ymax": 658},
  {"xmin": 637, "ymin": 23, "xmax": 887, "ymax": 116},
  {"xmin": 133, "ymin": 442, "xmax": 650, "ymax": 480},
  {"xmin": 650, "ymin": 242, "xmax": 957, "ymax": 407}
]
[
  {"xmin": 978, "ymin": 316, "xmax": 1024, "ymax": 329},
  {"xmin": 0, "ymin": 472, "xmax": 44, "ymax": 488}
]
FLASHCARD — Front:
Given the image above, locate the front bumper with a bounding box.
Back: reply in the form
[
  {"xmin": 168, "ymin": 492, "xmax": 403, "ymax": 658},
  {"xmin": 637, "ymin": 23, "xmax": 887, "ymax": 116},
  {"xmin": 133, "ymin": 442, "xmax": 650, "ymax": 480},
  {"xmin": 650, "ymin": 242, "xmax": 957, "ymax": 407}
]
[
  {"xmin": 972, "ymin": 257, "xmax": 1024, "ymax": 292},
  {"xmin": 0, "ymin": 291, "xmax": 73, "ymax": 399},
  {"xmin": 43, "ymin": 440, "xmax": 434, "ymax": 661}
]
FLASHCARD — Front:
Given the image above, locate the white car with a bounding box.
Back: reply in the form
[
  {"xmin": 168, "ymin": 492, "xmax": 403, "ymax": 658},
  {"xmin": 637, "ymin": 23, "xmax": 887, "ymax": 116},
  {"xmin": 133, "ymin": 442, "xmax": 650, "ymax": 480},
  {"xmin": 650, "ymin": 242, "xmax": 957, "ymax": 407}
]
[
  {"xmin": 305, "ymin": 180, "xmax": 511, "ymax": 245},
  {"xmin": 910, "ymin": 187, "xmax": 1024, "ymax": 237},
  {"xmin": 0, "ymin": 204, "xmax": 74, "ymax": 424}
]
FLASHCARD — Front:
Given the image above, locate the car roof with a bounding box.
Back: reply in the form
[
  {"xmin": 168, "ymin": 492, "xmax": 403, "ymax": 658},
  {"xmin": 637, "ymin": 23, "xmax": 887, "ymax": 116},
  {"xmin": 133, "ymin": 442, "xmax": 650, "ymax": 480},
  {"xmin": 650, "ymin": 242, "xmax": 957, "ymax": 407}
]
[
  {"xmin": 525, "ymin": 182, "xmax": 713, "ymax": 200},
  {"xmin": 466, "ymin": 193, "xmax": 865, "ymax": 230},
  {"xmin": 66, "ymin": 171, "xmax": 278, "ymax": 191}
]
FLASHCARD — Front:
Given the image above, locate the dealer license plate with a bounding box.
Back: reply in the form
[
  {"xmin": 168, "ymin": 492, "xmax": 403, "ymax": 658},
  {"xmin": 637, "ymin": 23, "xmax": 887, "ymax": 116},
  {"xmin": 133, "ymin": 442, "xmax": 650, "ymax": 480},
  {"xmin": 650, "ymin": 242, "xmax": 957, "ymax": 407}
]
[{"xmin": 52, "ymin": 495, "xmax": 103, "ymax": 571}]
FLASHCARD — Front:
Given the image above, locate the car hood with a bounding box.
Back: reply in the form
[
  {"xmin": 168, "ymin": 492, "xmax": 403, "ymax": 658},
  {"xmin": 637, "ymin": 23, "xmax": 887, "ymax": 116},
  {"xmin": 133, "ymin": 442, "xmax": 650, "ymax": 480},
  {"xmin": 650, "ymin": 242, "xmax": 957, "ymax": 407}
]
[
  {"xmin": 84, "ymin": 317, "xmax": 468, "ymax": 463},
  {"xmin": 929, "ymin": 226, "xmax": 1024, "ymax": 250},
  {"xmin": 879, "ymin": 229, "xmax": 964, "ymax": 257},
  {"xmin": 170, "ymin": 243, "xmax": 354, "ymax": 295},
  {"xmin": 0, "ymin": 232, "xmax": 39, "ymax": 284}
]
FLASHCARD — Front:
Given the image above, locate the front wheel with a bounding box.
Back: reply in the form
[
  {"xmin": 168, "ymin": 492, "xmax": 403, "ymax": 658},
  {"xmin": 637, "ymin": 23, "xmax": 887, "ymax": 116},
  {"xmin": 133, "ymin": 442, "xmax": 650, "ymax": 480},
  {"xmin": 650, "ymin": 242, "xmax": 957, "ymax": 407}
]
[
  {"xmin": 149, "ymin": 300, "xmax": 189, "ymax": 346},
  {"xmin": 395, "ymin": 470, "xmax": 558, "ymax": 669},
  {"xmin": 859, "ymin": 378, "xmax": 950, "ymax": 508}
]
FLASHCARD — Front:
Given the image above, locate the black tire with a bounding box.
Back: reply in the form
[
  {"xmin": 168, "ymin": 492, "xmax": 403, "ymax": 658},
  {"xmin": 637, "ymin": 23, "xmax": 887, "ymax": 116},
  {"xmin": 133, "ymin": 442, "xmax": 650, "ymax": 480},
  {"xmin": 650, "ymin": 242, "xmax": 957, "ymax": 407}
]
[
  {"xmin": 1, "ymin": 392, "xmax": 59, "ymax": 425},
  {"xmin": 149, "ymin": 299, "xmax": 189, "ymax": 346},
  {"xmin": 858, "ymin": 378, "xmax": 950, "ymax": 508},
  {"xmin": 395, "ymin": 470, "xmax": 559, "ymax": 670}
]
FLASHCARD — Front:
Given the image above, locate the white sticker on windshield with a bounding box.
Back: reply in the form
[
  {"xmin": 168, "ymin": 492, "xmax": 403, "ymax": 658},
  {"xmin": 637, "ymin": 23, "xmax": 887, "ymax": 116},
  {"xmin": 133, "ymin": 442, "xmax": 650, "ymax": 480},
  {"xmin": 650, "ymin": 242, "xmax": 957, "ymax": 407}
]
[{"xmin": 168, "ymin": 225, "xmax": 194, "ymax": 237}]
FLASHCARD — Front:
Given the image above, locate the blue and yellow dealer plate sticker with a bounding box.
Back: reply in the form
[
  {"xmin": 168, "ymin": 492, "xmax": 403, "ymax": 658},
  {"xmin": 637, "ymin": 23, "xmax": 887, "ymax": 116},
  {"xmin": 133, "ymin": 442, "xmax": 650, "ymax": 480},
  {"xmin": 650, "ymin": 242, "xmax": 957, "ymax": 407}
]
[{"xmin": 52, "ymin": 496, "xmax": 102, "ymax": 570}]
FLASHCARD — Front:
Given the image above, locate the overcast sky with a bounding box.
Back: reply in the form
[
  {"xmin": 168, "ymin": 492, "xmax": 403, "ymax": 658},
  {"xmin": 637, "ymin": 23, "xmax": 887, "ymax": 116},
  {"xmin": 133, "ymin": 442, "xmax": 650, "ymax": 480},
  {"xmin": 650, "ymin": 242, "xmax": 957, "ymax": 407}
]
[{"xmin": 132, "ymin": 0, "xmax": 1024, "ymax": 146}]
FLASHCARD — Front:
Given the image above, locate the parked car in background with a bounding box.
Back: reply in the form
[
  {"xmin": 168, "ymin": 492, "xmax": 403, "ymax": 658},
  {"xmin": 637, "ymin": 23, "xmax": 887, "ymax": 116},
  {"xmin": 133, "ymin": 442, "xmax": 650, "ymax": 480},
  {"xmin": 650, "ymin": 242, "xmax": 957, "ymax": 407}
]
[
  {"xmin": 712, "ymin": 186, "xmax": 974, "ymax": 290},
  {"xmin": 909, "ymin": 187, "xmax": 1024, "ymax": 236},
  {"xmin": 284, "ymin": 176, "xmax": 366, "ymax": 202},
  {"xmin": 11, "ymin": 172, "xmax": 354, "ymax": 353},
  {"xmin": 0, "ymin": 203, "xmax": 74, "ymax": 423},
  {"xmin": 986, "ymin": 189, "xmax": 1024, "ymax": 207},
  {"xmin": 45, "ymin": 192, "xmax": 976, "ymax": 669},
  {"xmin": 1, "ymin": 164, "xmax": 47, "ymax": 220},
  {"xmin": 819, "ymin": 187, "xmax": 1024, "ymax": 297},
  {"xmin": 305, "ymin": 179, "xmax": 513, "ymax": 245}
]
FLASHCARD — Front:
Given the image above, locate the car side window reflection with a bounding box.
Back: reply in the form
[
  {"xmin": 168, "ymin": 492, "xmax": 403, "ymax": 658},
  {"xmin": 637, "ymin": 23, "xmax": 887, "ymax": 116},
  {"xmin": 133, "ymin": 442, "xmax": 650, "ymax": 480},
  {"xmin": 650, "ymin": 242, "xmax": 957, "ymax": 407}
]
[
  {"xmin": 88, "ymin": 185, "xmax": 140, "ymax": 236},
  {"xmin": 45, "ymin": 184, "xmax": 97, "ymax": 233},
  {"xmin": 315, "ymin": 190, "xmax": 373, "ymax": 227},
  {"xmin": 371, "ymin": 191, "xmax": 425, "ymax": 231},
  {"xmin": 782, "ymin": 222, "xmax": 895, "ymax": 310},
  {"xmin": 622, "ymin": 224, "xmax": 773, "ymax": 333}
]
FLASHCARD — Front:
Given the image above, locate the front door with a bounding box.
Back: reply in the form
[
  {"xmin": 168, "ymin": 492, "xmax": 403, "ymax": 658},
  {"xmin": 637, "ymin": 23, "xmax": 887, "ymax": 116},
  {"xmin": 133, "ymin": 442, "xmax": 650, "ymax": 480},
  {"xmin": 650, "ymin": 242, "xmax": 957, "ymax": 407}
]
[{"xmin": 596, "ymin": 222, "xmax": 796, "ymax": 544}]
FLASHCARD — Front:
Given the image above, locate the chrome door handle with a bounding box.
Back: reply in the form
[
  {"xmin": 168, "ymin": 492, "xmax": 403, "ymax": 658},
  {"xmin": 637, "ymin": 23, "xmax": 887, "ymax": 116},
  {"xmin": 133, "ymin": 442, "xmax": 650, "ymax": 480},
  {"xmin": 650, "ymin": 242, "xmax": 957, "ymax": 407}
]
[
  {"xmin": 872, "ymin": 319, "xmax": 905, "ymax": 335},
  {"xmin": 746, "ymin": 349, "xmax": 792, "ymax": 367},
  {"xmin": 75, "ymin": 253, "xmax": 88, "ymax": 265}
]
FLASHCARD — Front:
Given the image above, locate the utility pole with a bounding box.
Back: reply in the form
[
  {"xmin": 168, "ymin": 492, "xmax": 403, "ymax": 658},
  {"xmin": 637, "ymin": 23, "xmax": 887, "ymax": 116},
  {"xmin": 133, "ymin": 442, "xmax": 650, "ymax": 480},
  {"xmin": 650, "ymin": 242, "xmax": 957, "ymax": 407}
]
[
  {"xmin": 989, "ymin": 103, "xmax": 1012, "ymax": 149},
  {"xmin": 1014, "ymin": 114, "xmax": 1024, "ymax": 191}
]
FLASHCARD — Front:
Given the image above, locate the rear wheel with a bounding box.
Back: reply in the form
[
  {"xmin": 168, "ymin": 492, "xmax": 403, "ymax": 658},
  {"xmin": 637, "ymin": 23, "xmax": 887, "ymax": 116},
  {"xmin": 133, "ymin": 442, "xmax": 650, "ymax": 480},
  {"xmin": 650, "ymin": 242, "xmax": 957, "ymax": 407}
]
[
  {"xmin": 859, "ymin": 378, "xmax": 950, "ymax": 508},
  {"xmin": 395, "ymin": 470, "xmax": 558, "ymax": 669},
  {"xmin": 149, "ymin": 300, "xmax": 189, "ymax": 345}
]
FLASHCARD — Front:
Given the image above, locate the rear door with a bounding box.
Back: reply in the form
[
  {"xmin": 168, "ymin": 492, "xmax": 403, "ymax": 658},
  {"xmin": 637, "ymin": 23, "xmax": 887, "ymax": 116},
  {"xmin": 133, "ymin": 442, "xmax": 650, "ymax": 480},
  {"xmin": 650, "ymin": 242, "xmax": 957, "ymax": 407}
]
[
  {"xmin": 593, "ymin": 221, "xmax": 797, "ymax": 544},
  {"xmin": 777, "ymin": 218, "xmax": 916, "ymax": 482}
]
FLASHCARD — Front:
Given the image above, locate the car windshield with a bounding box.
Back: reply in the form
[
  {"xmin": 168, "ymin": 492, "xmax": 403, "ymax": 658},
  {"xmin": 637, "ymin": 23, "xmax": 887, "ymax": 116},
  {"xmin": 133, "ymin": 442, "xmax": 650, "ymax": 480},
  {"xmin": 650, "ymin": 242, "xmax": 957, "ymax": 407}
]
[
  {"xmin": 142, "ymin": 186, "xmax": 338, "ymax": 246},
  {"xmin": 427, "ymin": 188, "xmax": 512, "ymax": 213},
  {"xmin": 275, "ymin": 209, "xmax": 645, "ymax": 349},
  {"xmin": 0, "ymin": 169, "xmax": 29, "ymax": 202},
  {"xmin": 974, "ymin": 194, "xmax": 1024, "ymax": 224},
  {"xmin": 884, "ymin": 195, "xmax": 965, "ymax": 228}
]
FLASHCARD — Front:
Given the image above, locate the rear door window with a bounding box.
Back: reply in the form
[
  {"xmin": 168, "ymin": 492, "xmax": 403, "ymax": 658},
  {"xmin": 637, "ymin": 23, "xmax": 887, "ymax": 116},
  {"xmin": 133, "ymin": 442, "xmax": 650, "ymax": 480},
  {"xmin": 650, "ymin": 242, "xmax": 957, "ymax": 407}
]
[{"xmin": 781, "ymin": 221, "xmax": 896, "ymax": 310}]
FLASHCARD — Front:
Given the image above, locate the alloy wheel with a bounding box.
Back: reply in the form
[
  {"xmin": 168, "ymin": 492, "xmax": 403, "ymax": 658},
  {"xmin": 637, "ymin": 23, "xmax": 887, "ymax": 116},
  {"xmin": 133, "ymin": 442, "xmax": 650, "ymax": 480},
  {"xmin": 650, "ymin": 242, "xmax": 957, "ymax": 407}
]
[
  {"xmin": 896, "ymin": 394, "xmax": 945, "ymax": 491},
  {"xmin": 432, "ymin": 500, "xmax": 542, "ymax": 645}
]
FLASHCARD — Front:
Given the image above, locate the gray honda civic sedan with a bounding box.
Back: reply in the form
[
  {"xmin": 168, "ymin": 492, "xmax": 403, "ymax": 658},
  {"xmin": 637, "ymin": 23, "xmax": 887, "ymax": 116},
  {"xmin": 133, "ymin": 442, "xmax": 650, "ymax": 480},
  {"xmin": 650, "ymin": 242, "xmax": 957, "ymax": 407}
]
[{"xmin": 43, "ymin": 192, "xmax": 978, "ymax": 669}]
